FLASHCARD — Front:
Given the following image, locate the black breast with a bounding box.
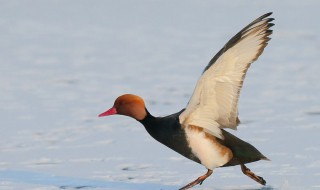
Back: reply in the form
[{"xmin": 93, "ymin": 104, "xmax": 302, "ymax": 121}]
[{"xmin": 138, "ymin": 109, "xmax": 201, "ymax": 164}]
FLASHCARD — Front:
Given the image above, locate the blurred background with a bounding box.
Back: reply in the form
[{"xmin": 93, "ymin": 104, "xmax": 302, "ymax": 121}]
[{"xmin": 0, "ymin": 1, "xmax": 319, "ymax": 189}]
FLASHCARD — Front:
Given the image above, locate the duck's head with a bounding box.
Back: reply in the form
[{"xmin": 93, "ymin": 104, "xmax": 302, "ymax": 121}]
[{"xmin": 98, "ymin": 94, "xmax": 147, "ymax": 120}]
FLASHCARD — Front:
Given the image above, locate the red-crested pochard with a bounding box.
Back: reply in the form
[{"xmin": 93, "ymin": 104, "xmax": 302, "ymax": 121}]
[{"xmin": 99, "ymin": 12, "xmax": 274, "ymax": 189}]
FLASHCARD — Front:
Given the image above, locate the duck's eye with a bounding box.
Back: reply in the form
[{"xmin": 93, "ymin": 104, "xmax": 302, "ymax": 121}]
[{"xmin": 119, "ymin": 101, "xmax": 126, "ymax": 106}]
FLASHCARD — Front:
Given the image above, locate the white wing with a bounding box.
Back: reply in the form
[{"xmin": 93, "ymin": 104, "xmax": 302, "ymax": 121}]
[{"xmin": 180, "ymin": 13, "xmax": 274, "ymax": 139}]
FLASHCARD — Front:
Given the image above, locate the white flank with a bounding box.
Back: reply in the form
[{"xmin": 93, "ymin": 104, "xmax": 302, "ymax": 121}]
[{"xmin": 185, "ymin": 127, "xmax": 231, "ymax": 169}]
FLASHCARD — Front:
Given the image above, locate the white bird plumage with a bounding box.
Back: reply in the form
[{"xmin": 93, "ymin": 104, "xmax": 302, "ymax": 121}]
[{"xmin": 179, "ymin": 13, "xmax": 274, "ymax": 139}]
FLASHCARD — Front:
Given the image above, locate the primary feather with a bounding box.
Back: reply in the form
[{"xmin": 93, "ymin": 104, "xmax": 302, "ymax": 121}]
[{"xmin": 179, "ymin": 13, "xmax": 274, "ymax": 139}]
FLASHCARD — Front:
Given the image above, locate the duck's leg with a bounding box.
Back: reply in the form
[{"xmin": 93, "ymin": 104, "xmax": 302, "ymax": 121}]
[
  {"xmin": 240, "ymin": 163, "xmax": 266, "ymax": 185},
  {"xmin": 179, "ymin": 169, "xmax": 213, "ymax": 190}
]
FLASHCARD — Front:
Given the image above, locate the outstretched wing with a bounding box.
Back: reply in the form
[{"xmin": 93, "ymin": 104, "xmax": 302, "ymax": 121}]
[{"xmin": 179, "ymin": 13, "xmax": 274, "ymax": 139}]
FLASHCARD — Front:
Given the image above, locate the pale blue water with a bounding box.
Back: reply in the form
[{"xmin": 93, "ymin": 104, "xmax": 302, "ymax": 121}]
[{"xmin": 1, "ymin": 1, "xmax": 319, "ymax": 189}]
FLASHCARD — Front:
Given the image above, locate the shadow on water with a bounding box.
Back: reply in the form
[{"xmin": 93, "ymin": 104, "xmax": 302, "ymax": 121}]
[
  {"xmin": 0, "ymin": 170, "xmax": 177, "ymax": 190},
  {"xmin": 0, "ymin": 170, "xmax": 276, "ymax": 190},
  {"xmin": 244, "ymin": 186, "xmax": 274, "ymax": 190},
  {"xmin": 215, "ymin": 186, "xmax": 275, "ymax": 190},
  {"xmin": 305, "ymin": 111, "xmax": 320, "ymax": 116}
]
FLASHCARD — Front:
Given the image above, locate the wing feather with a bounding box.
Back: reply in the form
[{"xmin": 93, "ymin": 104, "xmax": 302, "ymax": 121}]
[{"xmin": 180, "ymin": 13, "xmax": 274, "ymax": 139}]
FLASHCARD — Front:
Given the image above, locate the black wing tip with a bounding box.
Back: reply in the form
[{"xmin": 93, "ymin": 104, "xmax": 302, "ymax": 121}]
[
  {"xmin": 264, "ymin": 12, "xmax": 273, "ymax": 17},
  {"xmin": 266, "ymin": 18, "xmax": 275, "ymax": 23},
  {"xmin": 203, "ymin": 12, "xmax": 275, "ymax": 73},
  {"xmin": 255, "ymin": 12, "xmax": 273, "ymax": 21},
  {"xmin": 268, "ymin": 22, "xmax": 275, "ymax": 27},
  {"xmin": 266, "ymin": 29, "xmax": 273, "ymax": 35},
  {"xmin": 261, "ymin": 12, "xmax": 273, "ymax": 19},
  {"xmin": 258, "ymin": 12, "xmax": 275, "ymax": 24},
  {"xmin": 243, "ymin": 12, "xmax": 274, "ymax": 35}
]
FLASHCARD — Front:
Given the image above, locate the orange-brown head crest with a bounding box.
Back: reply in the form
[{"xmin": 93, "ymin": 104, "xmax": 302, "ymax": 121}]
[{"xmin": 99, "ymin": 94, "xmax": 147, "ymax": 120}]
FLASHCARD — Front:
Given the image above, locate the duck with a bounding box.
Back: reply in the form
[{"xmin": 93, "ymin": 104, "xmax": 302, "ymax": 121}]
[{"xmin": 99, "ymin": 12, "xmax": 274, "ymax": 190}]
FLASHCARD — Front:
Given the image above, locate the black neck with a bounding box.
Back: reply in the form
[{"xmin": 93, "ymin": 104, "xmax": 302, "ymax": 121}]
[{"xmin": 138, "ymin": 109, "xmax": 155, "ymax": 125}]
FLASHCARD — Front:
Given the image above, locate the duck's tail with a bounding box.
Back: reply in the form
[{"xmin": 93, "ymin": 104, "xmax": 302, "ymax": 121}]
[{"xmin": 218, "ymin": 129, "xmax": 269, "ymax": 167}]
